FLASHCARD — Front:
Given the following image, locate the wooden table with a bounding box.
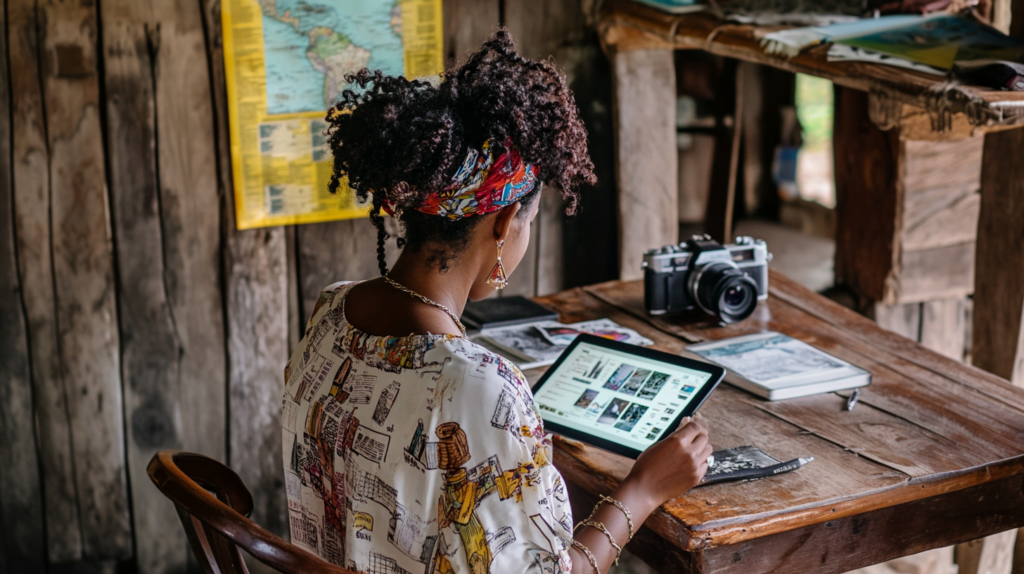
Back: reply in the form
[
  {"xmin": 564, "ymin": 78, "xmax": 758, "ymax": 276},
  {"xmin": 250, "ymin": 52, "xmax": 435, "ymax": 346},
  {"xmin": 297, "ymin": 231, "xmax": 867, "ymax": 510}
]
[{"xmin": 530, "ymin": 270, "xmax": 1024, "ymax": 574}]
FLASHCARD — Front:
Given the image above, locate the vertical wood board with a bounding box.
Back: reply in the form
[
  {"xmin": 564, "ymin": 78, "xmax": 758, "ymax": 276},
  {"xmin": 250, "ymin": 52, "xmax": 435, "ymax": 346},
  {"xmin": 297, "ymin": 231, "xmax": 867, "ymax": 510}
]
[
  {"xmin": 834, "ymin": 87, "xmax": 902, "ymax": 303},
  {"xmin": 0, "ymin": 1, "xmax": 47, "ymax": 567},
  {"xmin": 442, "ymin": 0, "xmax": 499, "ymax": 65},
  {"xmin": 612, "ymin": 48, "xmax": 678, "ymax": 280},
  {"xmin": 973, "ymin": 126, "xmax": 1024, "ymax": 387},
  {"xmin": 8, "ymin": 0, "xmax": 84, "ymax": 561},
  {"xmin": 39, "ymin": 0, "xmax": 133, "ymax": 559},
  {"xmin": 148, "ymin": 0, "xmax": 227, "ymax": 465}
]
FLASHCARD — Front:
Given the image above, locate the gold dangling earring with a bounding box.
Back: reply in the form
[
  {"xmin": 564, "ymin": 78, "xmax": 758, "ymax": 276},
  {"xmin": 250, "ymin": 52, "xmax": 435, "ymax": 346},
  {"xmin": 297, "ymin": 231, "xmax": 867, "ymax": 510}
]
[{"xmin": 486, "ymin": 240, "xmax": 509, "ymax": 289}]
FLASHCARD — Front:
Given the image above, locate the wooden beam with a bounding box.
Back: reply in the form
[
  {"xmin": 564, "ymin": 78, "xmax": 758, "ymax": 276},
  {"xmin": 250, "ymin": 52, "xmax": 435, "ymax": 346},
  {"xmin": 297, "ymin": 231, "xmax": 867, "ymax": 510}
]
[
  {"xmin": 200, "ymin": 0, "xmax": 290, "ymax": 544},
  {"xmin": 973, "ymin": 127, "xmax": 1024, "ymax": 388},
  {"xmin": 612, "ymin": 48, "xmax": 678, "ymax": 280},
  {"xmin": 0, "ymin": 0, "xmax": 46, "ymax": 567}
]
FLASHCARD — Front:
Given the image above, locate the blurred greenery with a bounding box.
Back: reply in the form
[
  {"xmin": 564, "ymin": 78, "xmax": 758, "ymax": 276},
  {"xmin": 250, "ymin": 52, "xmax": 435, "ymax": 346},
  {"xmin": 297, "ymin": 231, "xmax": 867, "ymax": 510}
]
[{"xmin": 796, "ymin": 74, "xmax": 833, "ymax": 151}]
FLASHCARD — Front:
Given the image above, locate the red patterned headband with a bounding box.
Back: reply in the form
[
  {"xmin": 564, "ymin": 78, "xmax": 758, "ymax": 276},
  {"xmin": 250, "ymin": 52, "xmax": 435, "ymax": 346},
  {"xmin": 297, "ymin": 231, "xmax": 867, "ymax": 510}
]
[{"xmin": 382, "ymin": 139, "xmax": 538, "ymax": 220}]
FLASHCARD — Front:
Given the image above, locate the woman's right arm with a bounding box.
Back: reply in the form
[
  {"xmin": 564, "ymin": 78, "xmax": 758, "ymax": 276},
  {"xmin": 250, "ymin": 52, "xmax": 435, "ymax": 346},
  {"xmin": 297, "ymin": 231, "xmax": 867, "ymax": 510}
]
[{"xmin": 567, "ymin": 419, "xmax": 712, "ymax": 574}]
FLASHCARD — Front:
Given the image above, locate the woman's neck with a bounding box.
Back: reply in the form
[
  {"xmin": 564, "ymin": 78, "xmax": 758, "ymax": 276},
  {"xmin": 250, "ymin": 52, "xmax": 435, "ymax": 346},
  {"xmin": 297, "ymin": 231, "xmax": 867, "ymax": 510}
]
[{"xmin": 387, "ymin": 252, "xmax": 476, "ymax": 321}]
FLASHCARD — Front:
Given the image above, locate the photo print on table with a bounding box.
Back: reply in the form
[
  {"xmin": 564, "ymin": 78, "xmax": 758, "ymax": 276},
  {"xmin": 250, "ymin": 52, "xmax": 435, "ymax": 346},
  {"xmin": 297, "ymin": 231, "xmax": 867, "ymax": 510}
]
[
  {"xmin": 604, "ymin": 364, "xmax": 636, "ymax": 391},
  {"xmin": 574, "ymin": 389, "xmax": 599, "ymax": 409},
  {"xmin": 637, "ymin": 372, "xmax": 671, "ymax": 400},
  {"xmin": 613, "ymin": 403, "xmax": 648, "ymax": 432},
  {"xmin": 620, "ymin": 368, "xmax": 651, "ymax": 396},
  {"xmin": 597, "ymin": 398, "xmax": 631, "ymax": 425}
]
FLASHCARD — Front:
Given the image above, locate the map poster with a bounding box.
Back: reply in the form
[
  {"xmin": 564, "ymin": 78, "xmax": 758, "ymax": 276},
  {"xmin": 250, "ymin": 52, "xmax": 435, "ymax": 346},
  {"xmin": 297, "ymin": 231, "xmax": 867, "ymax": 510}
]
[{"xmin": 221, "ymin": 0, "xmax": 444, "ymax": 229}]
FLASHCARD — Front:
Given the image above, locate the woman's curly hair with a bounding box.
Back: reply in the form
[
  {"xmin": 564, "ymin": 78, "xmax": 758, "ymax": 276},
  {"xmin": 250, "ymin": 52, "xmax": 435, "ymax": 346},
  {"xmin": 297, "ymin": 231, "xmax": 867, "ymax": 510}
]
[{"xmin": 325, "ymin": 29, "xmax": 596, "ymax": 275}]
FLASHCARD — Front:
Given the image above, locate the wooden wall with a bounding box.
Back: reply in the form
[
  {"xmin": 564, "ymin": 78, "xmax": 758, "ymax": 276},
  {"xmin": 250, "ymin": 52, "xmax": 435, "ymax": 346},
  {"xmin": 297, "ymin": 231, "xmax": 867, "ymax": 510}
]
[{"xmin": 0, "ymin": 0, "xmax": 615, "ymax": 572}]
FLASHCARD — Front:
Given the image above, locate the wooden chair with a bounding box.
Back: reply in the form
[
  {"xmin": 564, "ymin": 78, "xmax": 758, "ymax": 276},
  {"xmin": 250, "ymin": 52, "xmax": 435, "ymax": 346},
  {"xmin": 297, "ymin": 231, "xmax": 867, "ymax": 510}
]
[{"xmin": 147, "ymin": 450, "xmax": 360, "ymax": 574}]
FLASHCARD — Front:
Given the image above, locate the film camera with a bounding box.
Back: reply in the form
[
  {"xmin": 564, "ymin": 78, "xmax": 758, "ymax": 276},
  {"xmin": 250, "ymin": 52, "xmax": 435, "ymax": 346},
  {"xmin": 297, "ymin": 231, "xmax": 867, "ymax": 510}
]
[{"xmin": 642, "ymin": 235, "xmax": 770, "ymax": 323}]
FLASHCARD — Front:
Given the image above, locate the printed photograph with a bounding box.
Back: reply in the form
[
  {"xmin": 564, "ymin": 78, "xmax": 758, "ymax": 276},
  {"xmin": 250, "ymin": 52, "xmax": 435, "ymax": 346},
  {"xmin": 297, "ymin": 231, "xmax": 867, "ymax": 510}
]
[
  {"xmin": 620, "ymin": 368, "xmax": 651, "ymax": 396},
  {"xmin": 604, "ymin": 364, "xmax": 636, "ymax": 391},
  {"xmin": 682, "ymin": 384, "xmax": 696, "ymax": 393},
  {"xmin": 597, "ymin": 398, "xmax": 630, "ymax": 425},
  {"xmin": 613, "ymin": 403, "xmax": 649, "ymax": 432},
  {"xmin": 637, "ymin": 372, "xmax": 670, "ymax": 400},
  {"xmin": 574, "ymin": 389, "xmax": 599, "ymax": 409}
]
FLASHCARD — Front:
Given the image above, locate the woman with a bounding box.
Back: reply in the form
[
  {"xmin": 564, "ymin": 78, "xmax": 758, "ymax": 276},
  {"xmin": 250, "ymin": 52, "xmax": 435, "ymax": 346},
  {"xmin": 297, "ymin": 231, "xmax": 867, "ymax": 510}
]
[{"xmin": 282, "ymin": 31, "xmax": 712, "ymax": 574}]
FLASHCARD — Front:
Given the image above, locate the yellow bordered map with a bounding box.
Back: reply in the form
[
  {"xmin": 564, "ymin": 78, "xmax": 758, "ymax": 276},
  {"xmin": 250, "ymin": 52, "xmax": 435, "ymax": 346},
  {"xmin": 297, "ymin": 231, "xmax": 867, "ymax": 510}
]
[{"xmin": 221, "ymin": 0, "xmax": 443, "ymax": 229}]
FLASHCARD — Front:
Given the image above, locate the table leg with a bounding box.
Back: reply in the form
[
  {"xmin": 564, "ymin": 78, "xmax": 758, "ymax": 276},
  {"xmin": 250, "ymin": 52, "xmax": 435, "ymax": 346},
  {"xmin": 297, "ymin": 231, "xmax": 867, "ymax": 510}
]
[{"xmin": 611, "ymin": 48, "xmax": 678, "ymax": 280}]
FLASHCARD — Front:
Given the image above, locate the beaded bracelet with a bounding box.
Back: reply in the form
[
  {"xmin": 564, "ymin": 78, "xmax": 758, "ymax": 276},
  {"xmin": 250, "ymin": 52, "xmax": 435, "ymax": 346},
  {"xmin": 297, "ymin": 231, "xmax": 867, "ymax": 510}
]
[
  {"xmin": 598, "ymin": 494, "xmax": 636, "ymax": 542},
  {"xmin": 580, "ymin": 520, "xmax": 623, "ymax": 565},
  {"xmin": 571, "ymin": 539, "xmax": 602, "ymax": 574}
]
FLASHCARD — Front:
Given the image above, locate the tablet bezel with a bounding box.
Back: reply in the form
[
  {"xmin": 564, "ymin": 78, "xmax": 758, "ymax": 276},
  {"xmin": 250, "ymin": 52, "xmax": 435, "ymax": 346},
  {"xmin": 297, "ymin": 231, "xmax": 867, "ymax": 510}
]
[{"xmin": 532, "ymin": 333, "xmax": 725, "ymax": 459}]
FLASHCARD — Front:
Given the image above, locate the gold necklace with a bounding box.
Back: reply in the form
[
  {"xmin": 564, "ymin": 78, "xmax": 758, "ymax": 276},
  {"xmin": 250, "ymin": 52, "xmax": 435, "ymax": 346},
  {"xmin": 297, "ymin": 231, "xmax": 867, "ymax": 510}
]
[{"xmin": 383, "ymin": 273, "xmax": 467, "ymax": 336}]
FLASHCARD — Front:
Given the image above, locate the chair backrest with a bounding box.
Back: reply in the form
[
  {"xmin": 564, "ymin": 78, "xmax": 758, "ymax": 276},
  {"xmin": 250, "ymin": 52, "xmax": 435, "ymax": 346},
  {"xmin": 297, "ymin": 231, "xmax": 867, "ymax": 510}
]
[{"xmin": 147, "ymin": 451, "xmax": 360, "ymax": 574}]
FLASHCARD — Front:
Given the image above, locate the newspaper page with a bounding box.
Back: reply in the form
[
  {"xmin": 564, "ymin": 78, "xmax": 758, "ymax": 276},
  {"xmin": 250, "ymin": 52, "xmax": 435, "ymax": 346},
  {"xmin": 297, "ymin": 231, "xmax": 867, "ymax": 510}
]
[{"xmin": 221, "ymin": 0, "xmax": 444, "ymax": 229}]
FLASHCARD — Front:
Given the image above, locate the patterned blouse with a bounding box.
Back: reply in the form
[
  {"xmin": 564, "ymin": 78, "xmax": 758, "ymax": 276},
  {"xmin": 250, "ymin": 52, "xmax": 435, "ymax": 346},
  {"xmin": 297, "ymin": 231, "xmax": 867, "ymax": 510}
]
[{"xmin": 282, "ymin": 282, "xmax": 574, "ymax": 574}]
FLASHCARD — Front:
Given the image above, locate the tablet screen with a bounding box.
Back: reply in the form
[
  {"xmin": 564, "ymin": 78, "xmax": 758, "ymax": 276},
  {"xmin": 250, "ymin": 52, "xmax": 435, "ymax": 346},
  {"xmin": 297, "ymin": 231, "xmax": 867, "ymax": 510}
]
[{"xmin": 533, "ymin": 337, "xmax": 719, "ymax": 454}]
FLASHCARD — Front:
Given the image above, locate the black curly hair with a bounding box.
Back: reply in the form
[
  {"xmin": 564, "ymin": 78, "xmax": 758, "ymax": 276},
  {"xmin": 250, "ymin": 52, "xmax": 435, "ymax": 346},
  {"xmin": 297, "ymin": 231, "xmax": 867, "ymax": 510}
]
[{"xmin": 324, "ymin": 29, "xmax": 596, "ymax": 275}]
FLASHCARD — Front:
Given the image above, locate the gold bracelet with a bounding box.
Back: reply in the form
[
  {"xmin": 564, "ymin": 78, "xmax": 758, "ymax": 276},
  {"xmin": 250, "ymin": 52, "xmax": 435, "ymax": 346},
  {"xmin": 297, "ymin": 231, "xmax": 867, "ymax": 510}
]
[
  {"xmin": 571, "ymin": 539, "xmax": 602, "ymax": 574},
  {"xmin": 580, "ymin": 520, "xmax": 623, "ymax": 565},
  {"xmin": 599, "ymin": 495, "xmax": 636, "ymax": 542}
]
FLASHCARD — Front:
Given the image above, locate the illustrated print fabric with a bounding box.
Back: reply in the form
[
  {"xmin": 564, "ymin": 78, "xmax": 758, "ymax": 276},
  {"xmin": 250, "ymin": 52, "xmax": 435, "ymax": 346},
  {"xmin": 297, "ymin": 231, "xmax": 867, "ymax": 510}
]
[{"xmin": 282, "ymin": 282, "xmax": 574, "ymax": 574}]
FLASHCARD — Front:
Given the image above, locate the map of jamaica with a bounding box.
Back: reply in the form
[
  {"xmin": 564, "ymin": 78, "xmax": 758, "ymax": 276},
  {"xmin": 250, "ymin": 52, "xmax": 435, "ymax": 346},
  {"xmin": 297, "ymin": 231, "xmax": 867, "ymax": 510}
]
[{"xmin": 260, "ymin": 0, "xmax": 404, "ymax": 115}]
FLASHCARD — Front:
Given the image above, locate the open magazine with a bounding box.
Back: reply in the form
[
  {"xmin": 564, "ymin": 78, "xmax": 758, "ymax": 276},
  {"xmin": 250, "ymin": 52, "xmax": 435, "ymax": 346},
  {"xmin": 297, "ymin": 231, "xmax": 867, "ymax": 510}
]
[{"xmin": 472, "ymin": 319, "xmax": 654, "ymax": 369}]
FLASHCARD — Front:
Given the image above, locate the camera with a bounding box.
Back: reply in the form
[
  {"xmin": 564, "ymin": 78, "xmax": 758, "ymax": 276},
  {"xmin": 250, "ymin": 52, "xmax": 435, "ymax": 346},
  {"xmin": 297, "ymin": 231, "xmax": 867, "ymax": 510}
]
[{"xmin": 642, "ymin": 235, "xmax": 770, "ymax": 323}]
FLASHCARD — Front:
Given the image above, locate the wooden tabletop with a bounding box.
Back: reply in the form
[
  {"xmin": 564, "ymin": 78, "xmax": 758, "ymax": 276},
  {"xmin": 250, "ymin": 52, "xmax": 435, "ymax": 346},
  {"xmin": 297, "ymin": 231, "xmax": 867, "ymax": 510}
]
[
  {"xmin": 533, "ymin": 270, "xmax": 1024, "ymax": 574},
  {"xmin": 597, "ymin": 0, "xmax": 1024, "ymax": 138}
]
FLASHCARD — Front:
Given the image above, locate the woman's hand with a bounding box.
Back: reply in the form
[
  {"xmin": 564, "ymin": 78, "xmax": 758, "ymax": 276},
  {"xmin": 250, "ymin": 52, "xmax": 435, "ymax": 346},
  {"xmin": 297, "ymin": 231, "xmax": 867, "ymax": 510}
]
[{"xmin": 622, "ymin": 417, "xmax": 712, "ymax": 509}]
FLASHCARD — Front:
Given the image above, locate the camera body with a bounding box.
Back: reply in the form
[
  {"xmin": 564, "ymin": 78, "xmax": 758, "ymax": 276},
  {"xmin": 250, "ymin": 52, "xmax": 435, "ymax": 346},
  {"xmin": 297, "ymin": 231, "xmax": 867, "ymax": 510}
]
[{"xmin": 643, "ymin": 235, "xmax": 770, "ymax": 323}]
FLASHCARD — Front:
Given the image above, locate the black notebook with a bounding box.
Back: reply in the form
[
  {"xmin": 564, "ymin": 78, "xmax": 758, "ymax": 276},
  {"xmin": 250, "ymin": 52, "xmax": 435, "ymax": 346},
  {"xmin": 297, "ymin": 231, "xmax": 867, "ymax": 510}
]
[{"xmin": 461, "ymin": 296, "xmax": 558, "ymax": 330}]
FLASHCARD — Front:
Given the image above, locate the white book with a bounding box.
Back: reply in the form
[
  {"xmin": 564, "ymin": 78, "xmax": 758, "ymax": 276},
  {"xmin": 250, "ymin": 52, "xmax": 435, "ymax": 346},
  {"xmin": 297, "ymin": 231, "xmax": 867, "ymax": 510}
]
[{"xmin": 685, "ymin": 332, "xmax": 870, "ymax": 400}]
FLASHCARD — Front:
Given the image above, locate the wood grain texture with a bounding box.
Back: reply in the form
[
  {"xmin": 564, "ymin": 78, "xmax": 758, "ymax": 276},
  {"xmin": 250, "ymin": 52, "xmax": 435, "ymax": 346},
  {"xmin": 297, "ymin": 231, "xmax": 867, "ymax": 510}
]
[
  {"xmin": 834, "ymin": 87, "xmax": 902, "ymax": 303},
  {"xmin": 101, "ymin": 0, "xmax": 228, "ymax": 569},
  {"xmin": 901, "ymin": 137, "xmax": 982, "ymax": 251},
  {"xmin": 920, "ymin": 298, "xmax": 969, "ymax": 361},
  {"xmin": 0, "ymin": 2, "xmax": 46, "ymax": 566},
  {"xmin": 101, "ymin": 0, "xmax": 188, "ymax": 569},
  {"xmin": 612, "ymin": 48, "xmax": 678, "ymax": 280},
  {"xmin": 200, "ymin": 0, "xmax": 290, "ymax": 542},
  {"xmin": 958, "ymin": 529, "xmax": 1017, "ymax": 574},
  {"xmin": 8, "ymin": 0, "xmax": 84, "ymax": 560},
  {"xmin": 37, "ymin": 0, "xmax": 133, "ymax": 560},
  {"xmin": 974, "ymin": 126, "xmax": 1024, "ymax": 387}
]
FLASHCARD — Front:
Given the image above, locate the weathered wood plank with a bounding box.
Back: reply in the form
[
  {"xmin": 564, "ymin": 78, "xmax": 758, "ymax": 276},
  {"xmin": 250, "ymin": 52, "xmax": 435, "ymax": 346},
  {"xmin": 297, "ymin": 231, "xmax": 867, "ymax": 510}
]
[
  {"xmin": 920, "ymin": 298, "xmax": 968, "ymax": 361},
  {"xmin": 958, "ymin": 530, "xmax": 1017, "ymax": 574},
  {"xmin": 35, "ymin": 0, "xmax": 134, "ymax": 560},
  {"xmin": 200, "ymin": 0, "xmax": 289, "ymax": 542},
  {"xmin": 0, "ymin": 1, "xmax": 47, "ymax": 566},
  {"xmin": 100, "ymin": 0, "xmax": 187, "ymax": 569},
  {"xmin": 834, "ymin": 87, "xmax": 902, "ymax": 303},
  {"xmin": 612, "ymin": 48, "xmax": 677, "ymax": 281},
  {"xmin": 698, "ymin": 473, "xmax": 1024, "ymax": 574},
  {"xmin": 974, "ymin": 126, "xmax": 1024, "ymax": 388},
  {"xmin": 8, "ymin": 0, "xmax": 84, "ymax": 561},
  {"xmin": 901, "ymin": 137, "xmax": 982, "ymax": 251}
]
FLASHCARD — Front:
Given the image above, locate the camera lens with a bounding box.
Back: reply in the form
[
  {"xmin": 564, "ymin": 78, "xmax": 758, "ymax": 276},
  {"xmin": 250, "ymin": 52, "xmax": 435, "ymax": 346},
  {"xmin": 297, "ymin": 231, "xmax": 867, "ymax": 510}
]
[{"xmin": 693, "ymin": 262, "xmax": 759, "ymax": 323}]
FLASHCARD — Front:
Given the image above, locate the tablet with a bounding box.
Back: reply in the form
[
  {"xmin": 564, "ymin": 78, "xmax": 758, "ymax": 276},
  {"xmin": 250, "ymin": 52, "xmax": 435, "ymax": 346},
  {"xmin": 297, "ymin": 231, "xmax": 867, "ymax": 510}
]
[{"xmin": 532, "ymin": 334, "xmax": 725, "ymax": 459}]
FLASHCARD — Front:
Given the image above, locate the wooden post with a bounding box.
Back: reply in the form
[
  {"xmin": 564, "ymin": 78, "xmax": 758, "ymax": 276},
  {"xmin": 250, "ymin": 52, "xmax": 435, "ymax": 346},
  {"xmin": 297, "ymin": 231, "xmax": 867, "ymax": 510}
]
[
  {"xmin": 0, "ymin": 1, "xmax": 46, "ymax": 568},
  {"xmin": 612, "ymin": 48, "xmax": 678, "ymax": 281}
]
